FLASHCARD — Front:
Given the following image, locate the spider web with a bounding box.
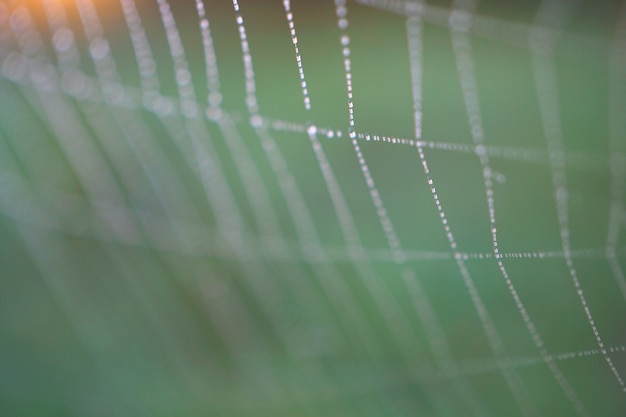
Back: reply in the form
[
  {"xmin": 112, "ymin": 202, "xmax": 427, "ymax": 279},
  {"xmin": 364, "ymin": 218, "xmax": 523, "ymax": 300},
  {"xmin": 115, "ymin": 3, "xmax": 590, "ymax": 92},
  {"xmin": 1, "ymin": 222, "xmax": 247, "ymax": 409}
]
[{"xmin": 0, "ymin": 0, "xmax": 625, "ymax": 416}]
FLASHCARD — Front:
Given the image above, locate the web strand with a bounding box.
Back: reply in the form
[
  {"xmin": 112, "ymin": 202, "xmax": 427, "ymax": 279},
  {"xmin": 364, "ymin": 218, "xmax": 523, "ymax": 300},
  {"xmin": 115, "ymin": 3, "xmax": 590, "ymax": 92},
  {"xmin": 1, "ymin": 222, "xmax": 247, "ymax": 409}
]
[
  {"xmin": 232, "ymin": 0, "xmax": 394, "ymax": 363},
  {"xmin": 334, "ymin": 1, "xmax": 492, "ymax": 415},
  {"xmin": 279, "ymin": 2, "xmax": 488, "ymax": 414},
  {"xmin": 447, "ymin": 0, "xmax": 590, "ymax": 414},
  {"xmin": 530, "ymin": 0, "xmax": 626, "ymax": 393},
  {"xmin": 0, "ymin": 51, "xmax": 610, "ymax": 174}
]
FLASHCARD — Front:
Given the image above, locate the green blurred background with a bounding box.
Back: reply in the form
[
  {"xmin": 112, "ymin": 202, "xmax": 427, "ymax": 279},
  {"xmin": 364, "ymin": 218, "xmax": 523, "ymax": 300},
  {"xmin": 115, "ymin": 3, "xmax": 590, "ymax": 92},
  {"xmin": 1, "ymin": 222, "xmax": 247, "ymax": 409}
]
[{"xmin": 1, "ymin": 0, "xmax": 626, "ymax": 415}]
